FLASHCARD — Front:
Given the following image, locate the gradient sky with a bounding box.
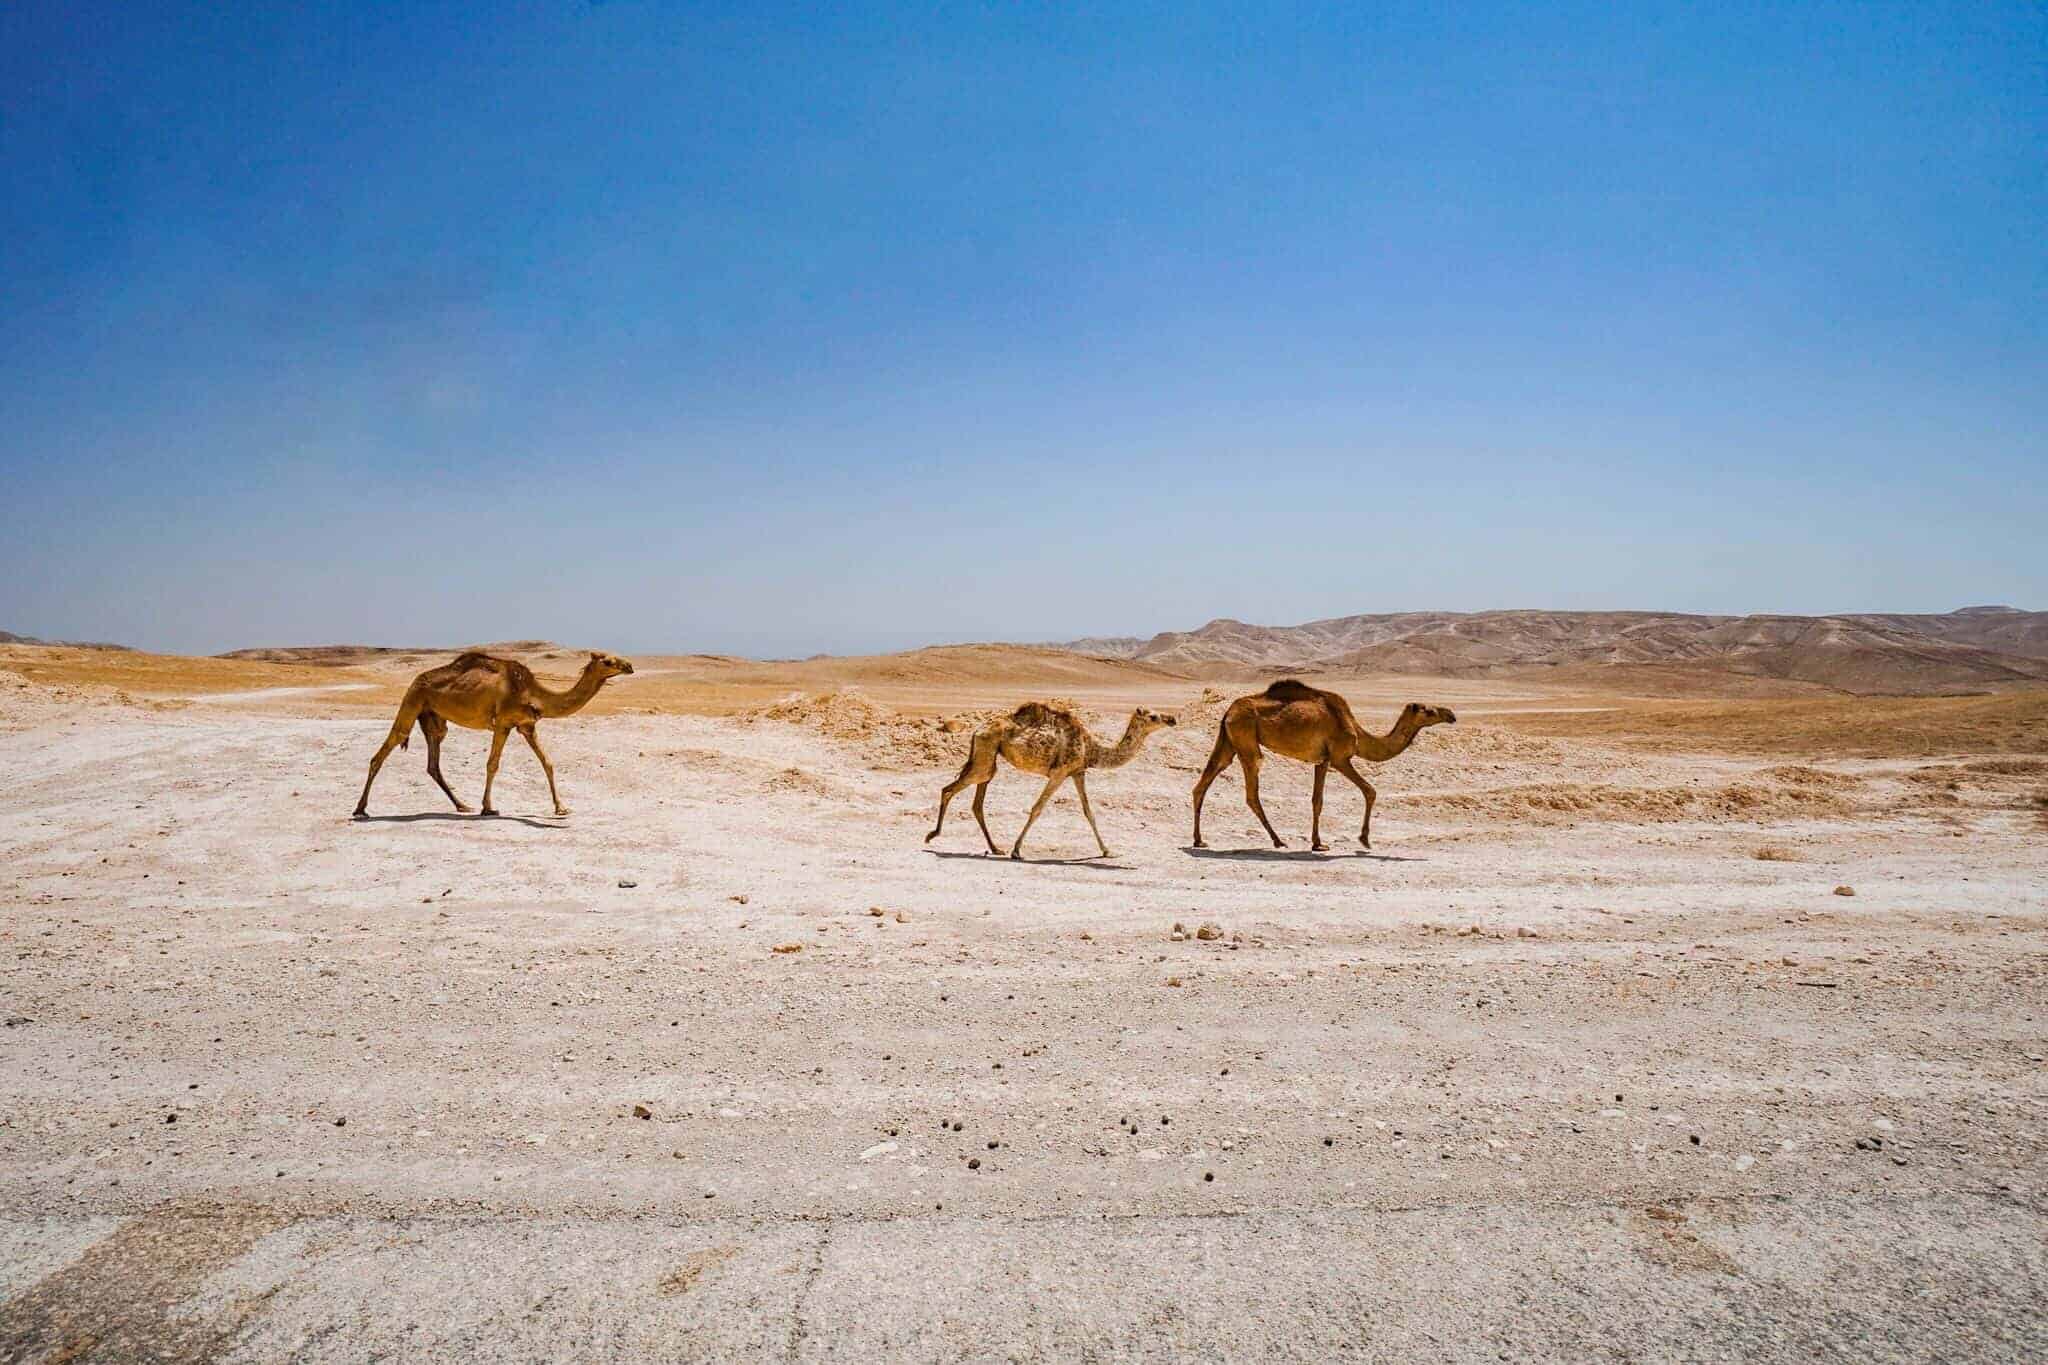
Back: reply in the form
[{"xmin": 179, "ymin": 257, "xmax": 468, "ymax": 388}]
[{"xmin": 3, "ymin": 1, "xmax": 2043, "ymax": 656}]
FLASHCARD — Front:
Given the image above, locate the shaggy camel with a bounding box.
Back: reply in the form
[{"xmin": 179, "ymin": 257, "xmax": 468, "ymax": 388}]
[
  {"xmin": 353, "ymin": 651, "xmax": 634, "ymax": 818},
  {"xmin": 927, "ymin": 702, "xmax": 1177, "ymax": 859},
  {"xmin": 1191, "ymin": 680, "xmax": 1455, "ymax": 850}
]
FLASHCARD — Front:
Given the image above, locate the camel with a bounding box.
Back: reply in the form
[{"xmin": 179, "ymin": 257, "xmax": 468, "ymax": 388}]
[
  {"xmin": 353, "ymin": 650, "xmax": 634, "ymax": 819},
  {"xmin": 1191, "ymin": 680, "xmax": 1455, "ymax": 851},
  {"xmin": 926, "ymin": 701, "xmax": 1177, "ymax": 859}
]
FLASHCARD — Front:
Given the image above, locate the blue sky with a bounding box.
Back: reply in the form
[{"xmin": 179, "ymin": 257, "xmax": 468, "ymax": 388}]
[{"xmin": 3, "ymin": 1, "xmax": 2042, "ymax": 655}]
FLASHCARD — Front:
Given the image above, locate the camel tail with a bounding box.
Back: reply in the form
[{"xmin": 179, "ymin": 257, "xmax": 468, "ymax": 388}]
[
  {"xmin": 1201, "ymin": 716, "xmax": 1235, "ymax": 776},
  {"xmin": 385, "ymin": 683, "xmax": 430, "ymax": 751}
]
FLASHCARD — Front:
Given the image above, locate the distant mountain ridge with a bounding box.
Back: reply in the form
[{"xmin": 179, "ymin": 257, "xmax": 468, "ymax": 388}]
[{"xmin": 1056, "ymin": 607, "xmax": 2048, "ymax": 695}]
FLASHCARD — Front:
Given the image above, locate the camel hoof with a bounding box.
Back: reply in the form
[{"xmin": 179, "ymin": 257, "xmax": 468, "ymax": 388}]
[
  {"xmin": 924, "ymin": 831, "xmax": 938, "ymax": 843},
  {"xmin": 1312, "ymin": 842, "xmax": 1329, "ymax": 852},
  {"xmin": 479, "ymin": 809, "xmax": 500, "ymax": 818},
  {"xmin": 1008, "ymin": 849, "xmax": 1023, "ymax": 861},
  {"xmin": 352, "ymin": 809, "xmax": 368, "ymax": 820},
  {"xmin": 1271, "ymin": 839, "xmax": 1287, "ymax": 849},
  {"xmin": 1191, "ymin": 839, "xmax": 1206, "ymax": 849},
  {"xmin": 553, "ymin": 808, "xmax": 571, "ymax": 818},
  {"xmin": 453, "ymin": 804, "xmax": 474, "ymax": 814}
]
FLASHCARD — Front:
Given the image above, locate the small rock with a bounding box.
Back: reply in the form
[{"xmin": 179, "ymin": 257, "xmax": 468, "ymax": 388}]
[
  {"xmin": 967, "ymin": 1157, "xmax": 981, "ymax": 1170},
  {"xmin": 868, "ymin": 907, "xmax": 884, "ymax": 917},
  {"xmin": 1196, "ymin": 923, "xmax": 1222, "ymax": 941},
  {"xmin": 1833, "ymin": 885, "xmax": 1855, "ymax": 897},
  {"xmin": 633, "ymin": 1104, "xmax": 653, "ymax": 1120},
  {"xmin": 164, "ymin": 1113, "xmax": 177, "ymax": 1124},
  {"xmin": 618, "ymin": 880, "xmax": 638, "ymax": 889},
  {"xmin": 894, "ymin": 911, "xmax": 910, "ymax": 923},
  {"xmin": 1734, "ymin": 1154, "xmax": 1755, "ymax": 1171},
  {"xmin": 730, "ymin": 894, "xmax": 749, "ymax": 905},
  {"xmin": 772, "ymin": 942, "xmax": 804, "ymax": 954},
  {"xmin": 333, "ymin": 1116, "xmax": 346, "ymax": 1128},
  {"xmin": 1516, "ymin": 926, "xmax": 1538, "ymax": 939}
]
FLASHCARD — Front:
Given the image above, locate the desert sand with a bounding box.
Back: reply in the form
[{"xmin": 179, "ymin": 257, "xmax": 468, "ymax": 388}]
[{"xmin": 1, "ymin": 643, "xmax": 2045, "ymax": 1360}]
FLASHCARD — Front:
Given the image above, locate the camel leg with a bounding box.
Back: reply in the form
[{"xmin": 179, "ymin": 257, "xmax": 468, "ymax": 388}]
[
  {"xmin": 421, "ymin": 714, "xmax": 471, "ymax": 812},
  {"xmin": 970, "ymin": 782, "xmax": 1000, "ymax": 855},
  {"xmin": 479, "ymin": 727, "xmax": 511, "ymax": 816},
  {"xmin": 1310, "ymin": 762, "xmax": 1329, "ymax": 851},
  {"xmin": 1240, "ymin": 750, "xmax": 1285, "ymax": 848},
  {"xmin": 353, "ymin": 696, "xmax": 423, "ymax": 817},
  {"xmin": 1073, "ymin": 770, "xmax": 1110, "ymax": 858},
  {"xmin": 1189, "ymin": 722, "xmax": 1238, "ymax": 848},
  {"xmin": 520, "ymin": 724, "xmax": 567, "ymax": 816},
  {"xmin": 1334, "ymin": 757, "xmax": 1379, "ymax": 849},
  {"xmin": 1009, "ymin": 771, "xmax": 1069, "ymax": 860},
  {"xmin": 928, "ymin": 734, "xmax": 998, "ymax": 847}
]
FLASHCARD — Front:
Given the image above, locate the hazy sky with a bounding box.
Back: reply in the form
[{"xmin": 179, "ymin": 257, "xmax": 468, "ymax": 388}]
[{"xmin": 3, "ymin": 2, "xmax": 2043, "ymax": 656}]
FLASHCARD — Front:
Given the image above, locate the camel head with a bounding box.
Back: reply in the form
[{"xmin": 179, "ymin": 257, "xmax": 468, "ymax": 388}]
[
  {"xmin": 587, "ymin": 651, "xmax": 635, "ymax": 678},
  {"xmin": 1400, "ymin": 702, "xmax": 1456, "ymax": 730},
  {"xmin": 1128, "ymin": 706, "xmax": 1178, "ymax": 736}
]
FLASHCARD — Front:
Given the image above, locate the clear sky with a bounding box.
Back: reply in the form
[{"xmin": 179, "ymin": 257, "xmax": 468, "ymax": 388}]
[{"xmin": 3, "ymin": 2, "xmax": 2043, "ymax": 656}]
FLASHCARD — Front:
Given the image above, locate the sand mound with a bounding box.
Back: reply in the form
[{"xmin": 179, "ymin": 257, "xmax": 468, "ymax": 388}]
[
  {"xmin": 1419, "ymin": 777, "xmax": 1854, "ymax": 824},
  {"xmin": 737, "ymin": 689, "xmax": 1003, "ymax": 770},
  {"xmin": 0, "ymin": 668, "xmax": 158, "ymax": 732}
]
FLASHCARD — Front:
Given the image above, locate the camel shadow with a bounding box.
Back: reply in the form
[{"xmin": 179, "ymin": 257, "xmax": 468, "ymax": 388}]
[
  {"xmin": 924, "ymin": 850, "xmax": 1133, "ymax": 871},
  {"xmin": 1183, "ymin": 846, "xmax": 1427, "ymax": 864},
  {"xmin": 354, "ymin": 811, "xmax": 565, "ymax": 832}
]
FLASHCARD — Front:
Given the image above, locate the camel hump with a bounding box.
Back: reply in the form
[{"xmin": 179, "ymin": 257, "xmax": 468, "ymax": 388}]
[
  {"xmin": 1261, "ymin": 679, "xmax": 1324, "ymax": 702},
  {"xmin": 1009, "ymin": 700, "xmax": 1077, "ymax": 729}
]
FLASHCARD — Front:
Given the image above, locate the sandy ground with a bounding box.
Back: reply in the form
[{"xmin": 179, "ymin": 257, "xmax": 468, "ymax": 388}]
[{"xmin": 1, "ymin": 657, "xmax": 2045, "ymax": 1361}]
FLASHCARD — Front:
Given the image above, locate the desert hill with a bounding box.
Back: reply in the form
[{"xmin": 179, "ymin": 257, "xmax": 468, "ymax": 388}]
[{"xmin": 1059, "ymin": 606, "xmax": 2048, "ymax": 695}]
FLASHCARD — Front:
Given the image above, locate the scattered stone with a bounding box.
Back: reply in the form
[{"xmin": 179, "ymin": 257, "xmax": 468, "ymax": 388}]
[
  {"xmin": 1204, "ymin": 1171, "xmax": 1215, "ymax": 1182},
  {"xmin": 1165, "ymin": 977, "xmax": 1183, "ymax": 987},
  {"xmin": 730, "ymin": 894, "xmax": 749, "ymax": 905},
  {"xmin": 1516, "ymin": 926, "xmax": 1538, "ymax": 939},
  {"xmin": 633, "ymin": 1104, "xmax": 653, "ymax": 1120},
  {"xmin": 1833, "ymin": 885, "xmax": 1855, "ymax": 897},
  {"xmin": 164, "ymin": 1113, "xmax": 177, "ymax": 1124},
  {"xmin": 772, "ymin": 942, "xmax": 804, "ymax": 954},
  {"xmin": 1734, "ymin": 1154, "xmax": 1755, "ymax": 1172},
  {"xmin": 967, "ymin": 1157, "xmax": 981, "ymax": 1170},
  {"xmin": 333, "ymin": 1116, "xmax": 346, "ymax": 1127},
  {"xmin": 2, "ymin": 1017, "xmax": 31, "ymax": 1028},
  {"xmin": 894, "ymin": 911, "xmax": 910, "ymax": 923},
  {"xmin": 1196, "ymin": 923, "xmax": 1222, "ymax": 941},
  {"xmin": 618, "ymin": 880, "xmax": 638, "ymax": 889},
  {"xmin": 868, "ymin": 907, "xmax": 884, "ymax": 917},
  {"xmin": 1645, "ymin": 1206, "xmax": 1686, "ymax": 1223}
]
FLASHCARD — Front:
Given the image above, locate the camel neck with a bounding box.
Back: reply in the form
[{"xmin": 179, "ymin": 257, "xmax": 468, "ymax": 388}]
[
  {"xmin": 531, "ymin": 666, "xmax": 609, "ymax": 718},
  {"xmin": 1088, "ymin": 719, "xmax": 1151, "ymax": 770},
  {"xmin": 1354, "ymin": 714, "xmax": 1423, "ymax": 762}
]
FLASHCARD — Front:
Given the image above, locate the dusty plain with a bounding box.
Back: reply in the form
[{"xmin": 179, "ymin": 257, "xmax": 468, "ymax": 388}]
[{"xmin": 2, "ymin": 642, "xmax": 2045, "ymax": 1361}]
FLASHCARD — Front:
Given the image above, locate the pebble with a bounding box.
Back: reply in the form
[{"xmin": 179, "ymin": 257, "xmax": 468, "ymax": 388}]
[
  {"xmin": 772, "ymin": 942, "xmax": 804, "ymax": 954},
  {"xmin": 633, "ymin": 1104, "xmax": 652, "ymax": 1120},
  {"xmin": 967, "ymin": 1157, "xmax": 981, "ymax": 1170},
  {"xmin": 1196, "ymin": 923, "xmax": 1222, "ymax": 940},
  {"xmin": 1516, "ymin": 927, "xmax": 1538, "ymax": 939},
  {"xmin": 1833, "ymin": 885, "xmax": 1855, "ymax": 897},
  {"xmin": 617, "ymin": 880, "xmax": 637, "ymax": 889}
]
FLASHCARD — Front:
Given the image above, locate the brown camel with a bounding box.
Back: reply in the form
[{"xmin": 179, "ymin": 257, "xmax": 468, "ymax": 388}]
[
  {"xmin": 353, "ymin": 651, "xmax": 634, "ymax": 818},
  {"xmin": 926, "ymin": 702, "xmax": 1177, "ymax": 859},
  {"xmin": 1191, "ymin": 681, "xmax": 1454, "ymax": 851}
]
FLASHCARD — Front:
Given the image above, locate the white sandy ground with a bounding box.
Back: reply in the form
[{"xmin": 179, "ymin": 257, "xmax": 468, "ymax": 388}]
[{"xmin": 0, "ymin": 686, "xmax": 2044, "ymax": 1361}]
